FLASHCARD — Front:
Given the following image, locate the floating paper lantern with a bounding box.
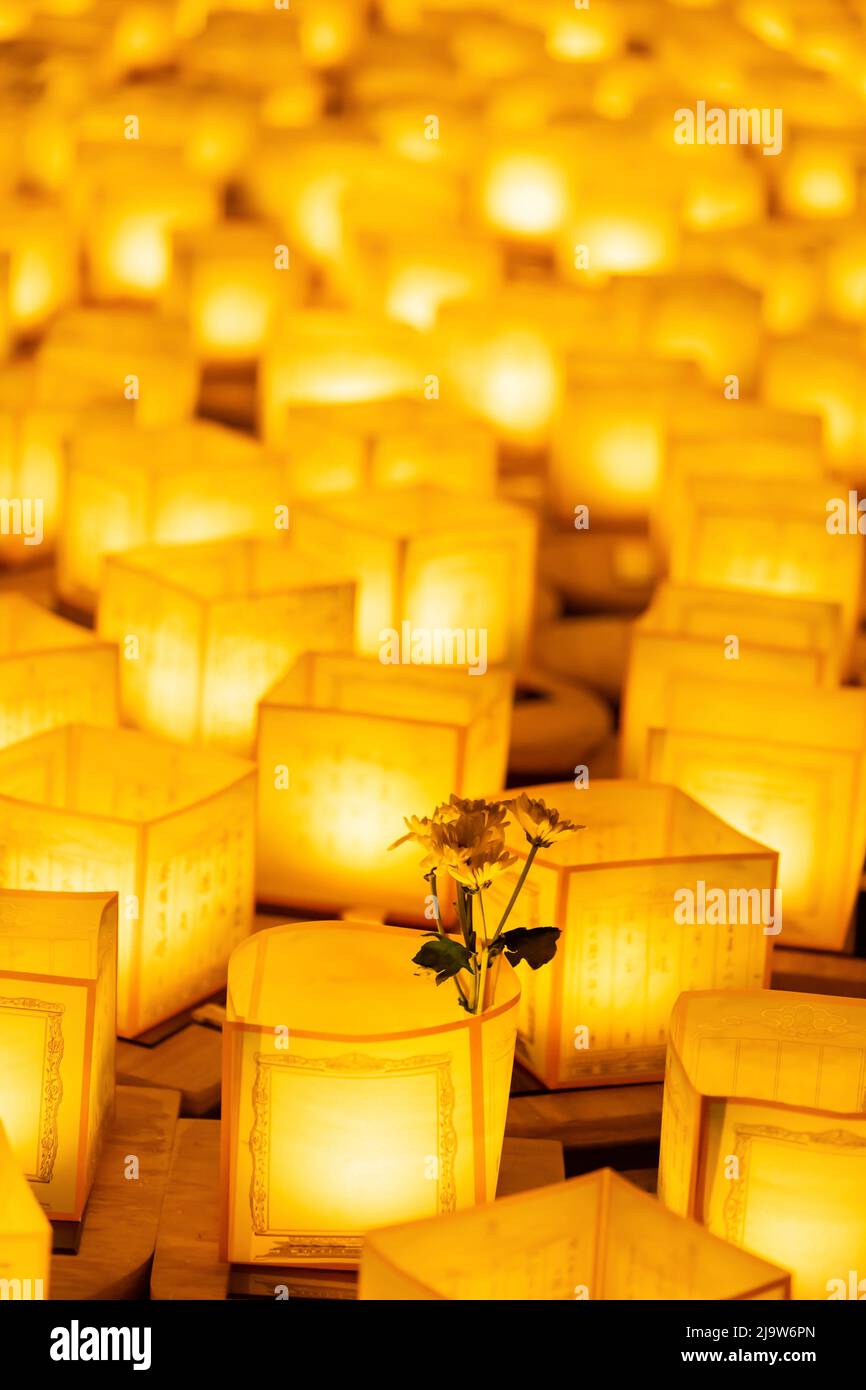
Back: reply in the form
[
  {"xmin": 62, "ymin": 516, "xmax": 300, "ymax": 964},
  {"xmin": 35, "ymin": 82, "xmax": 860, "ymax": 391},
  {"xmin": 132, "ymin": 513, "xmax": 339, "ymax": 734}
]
[
  {"xmin": 0, "ymin": 725, "xmax": 255, "ymax": 1038},
  {"xmin": 560, "ymin": 191, "xmax": 679, "ymax": 279},
  {"xmin": 777, "ymin": 137, "xmax": 858, "ymax": 219},
  {"xmin": 762, "ymin": 329, "xmax": 865, "ymax": 472},
  {"xmin": 360, "ymin": 1166, "xmax": 791, "ymax": 1300},
  {"xmin": 256, "ymin": 653, "xmax": 512, "ymax": 916},
  {"xmin": 0, "ymin": 596, "xmax": 118, "ymax": 749},
  {"xmin": 483, "ymin": 781, "xmax": 776, "ymax": 1089},
  {"xmin": 374, "ymin": 236, "xmax": 501, "ymax": 332},
  {"xmin": 659, "ymin": 988, "xmax": 866, "ymax": 1299},
  {"xmin": 58, "ymin": 417, "xmax": 283, "ymax": 612},
  {"xmin": 0, "ymin": 889, "xmax": 116, "ymax": 1224},
  {"xmin": 478, "ymin": 137, "xmax": 573, "ymax": 242},
  {"xmin": 220, "ymin": 921, "xmax": 521, "ymax": 1267},
  {"xmin": 99, "ymin": 538, "xmax": 355, "ymax": 754},
  {"xmin": 0, "ymin": 1119, "xmax": 51, "ymax": 1301},
  {"xmin": 645, "ymin": 678, "xmax": 866, "ymax": 950},
  {"xmin": 292, "ymin": 485, "xmax": 537, "ymax": 663},
  {"xmin": 0, "ymin": 197, "xmax": 78, "ymax": 335},
  {"xmin": 37, "ymin": 309, "xmax": 199, "ymax": 428},
  {"xmin": 646, "ymin": 275, "xmax": 762, "ymax": 390},
  {"xmin": 621, "ymin": 584, "xmax": 842, "ymax": 775}
]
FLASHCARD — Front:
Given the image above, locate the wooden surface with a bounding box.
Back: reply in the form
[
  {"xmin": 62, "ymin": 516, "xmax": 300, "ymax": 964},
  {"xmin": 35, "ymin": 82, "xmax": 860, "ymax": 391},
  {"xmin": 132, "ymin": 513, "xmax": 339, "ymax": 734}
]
[
  {"xmin": 116, "ymin": 1023, "xmax": 222, "ymax": 1118},
  {"xmin": 772, "ymin": 946, "xmax": 866, "ymax": 998},
  {"xmin": 50, "ymin": 1086, "xmax": 180, "ymax": 1300},
  {"xmin": 151, "ymin": 1126, "xmax": 565, "ymax": 1301},
  {"xmin": 506, "ymin": 1083, "xmax": 664, "ymax": 1153}
]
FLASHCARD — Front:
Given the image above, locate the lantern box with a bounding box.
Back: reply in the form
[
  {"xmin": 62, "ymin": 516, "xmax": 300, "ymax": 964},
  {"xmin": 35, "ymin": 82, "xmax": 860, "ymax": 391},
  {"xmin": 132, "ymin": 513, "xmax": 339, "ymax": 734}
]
[
  {"xmin": 0, "ymin": 1119, "xmax": 51, "ymax": 1301},
  {"xmin": 762, "ymin": 329, "xmax": 865, "ymax": 471},
  {"xmin": 644, "ymin": 677, "xmax": 866, "ymax": 952},
  {"xmin": 669, "ymin": 475, "xmax": 863, "ymax": 659},
  {"xmin": 645, "ymin": 275, "xmax": 762, "ymax": 390},
  {"xmin": 292, "ymin": 485, "xmax": 537, "ymax": 663},
  {"xmin": 659, "ymin": 988, "xmax": 866, "ymax": 1299},
  {"xmin": 483, "ymin": 780, "xmax": 776, "ymax": 1090},
  {"xmin": 368, "ymin": 234, "xmax": 501, "ymax": 332},
  {"xmin": 0, "ymin": 595, "xmax": 118, "ymax": 750},
  {"xmin": 220, "ymin": 921, "xmax": 521, "ymax": 1268},
  {"xmin": 0, "ymin": 889, "xmax": 116, "ymax": 1224},
  {"xmin": 36, "ymin": 308, "xmax": 199, "ymax": 428},
  {"xmin": 256, "ymin": 653, "xmax": 513, "ymax": 916},
  {"xmin": 621, "ymin": 583, "xmax": 843, "ymax": 775},
  {"xmin": 0, "ymin": 724, "xmax": 255, "ymax": 1038},
  {"xmin": 360, "ymin": 1166, "xmax": 791, "ymax": 1300},
  {"xmin": 98, "ymin": 537, "xmax": 355, "ymax": 755},
  {"xmin": 0, "ymin": 197, "xmax": 78, "ymax": 335},
  {"xmin": 559, "ymin": 191, "xmax": 679, "ymax": 279},
  {"xmin": 58, "ymin": 417, "xmax": 285, "ymax": 613},
  {"xmin": 274, "ymin": 399, "xmax": 497, "ymax": 499}
]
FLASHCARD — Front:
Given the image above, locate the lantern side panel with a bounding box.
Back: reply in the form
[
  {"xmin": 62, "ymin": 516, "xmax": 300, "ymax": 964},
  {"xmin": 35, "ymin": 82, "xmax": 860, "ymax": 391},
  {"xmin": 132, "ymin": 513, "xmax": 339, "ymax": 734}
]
[
  {"xmin": 85, "ymin": 897, "xmax": 117, "ymax": 1197},
  {"xmin": 292, "ymin": 505, "xmax": 397, "ymax": 655},
  {"xmin": 0, "ymin": 644, "xmax": 118, "ymax": 751},
  {"xmin": 484, "ymin": 861, "xmax": 558, "ymax": 1087},
  {"xmin": 60, "ymin": 439, "xmax": 152, "ymax": 608},
  {"xmin": 657, "ymin": 1041, "xmax": 703, "ymax": 1218},
  {"xmin": 0, "ymin": 1120, "xmax": 51, "ymax": 1300}
]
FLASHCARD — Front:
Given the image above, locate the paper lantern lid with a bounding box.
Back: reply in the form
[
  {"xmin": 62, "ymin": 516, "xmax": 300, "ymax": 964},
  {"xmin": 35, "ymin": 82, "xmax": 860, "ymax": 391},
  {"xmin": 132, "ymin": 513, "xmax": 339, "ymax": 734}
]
[{"xmin": 226, "ymin": 921, "xmax": 519, "ymax": 1038}]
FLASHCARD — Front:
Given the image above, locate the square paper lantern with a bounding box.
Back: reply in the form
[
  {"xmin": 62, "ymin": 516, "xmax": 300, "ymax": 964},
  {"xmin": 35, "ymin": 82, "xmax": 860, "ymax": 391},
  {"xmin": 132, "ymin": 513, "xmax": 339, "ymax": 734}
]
[
  {"xmin": 99, "ymin": 538, "xmax": 355, "ymax": 755},
  {"xmin": 0, "ymin": 1119, "xmax": 51, "ymax": 1301},
  {"xmin": 669, "ymin": 476, "xmax": 863, "ymax": 661},
  {"xmin": 257, "ymin": 653, "xmax": 513, "ymax": 916},
  {"xmin": 0, "ymin": 889, "xmax": 116, "ymax": 1224},
  {"xmin": 292, "ymin": 486, "xmax": 537, "ymax": 663},
  {"xmin": 645, "ymin": 678, "xmax": 866, "ymax": 951},
  {"xmin": 360, "ymin": 1168, "xmax": 790, "ymax": 1300},
  {"xmin": 0, "ymin": 725, "xmax": 255, "ymax": 1038},
  {"xmin": 58, "ymin": 418, "xmax": 285, "ymax": 613},
  {"xmin": 484, "ymin": 781, "xmax": 776, "ymax": 1090},
  {"xmin": 220, "ymin": 921, "xmax": 521, "ymax": 1267},
  {"xmin": 621, "ymin": 584, "xmax": 843, "ymax": 775},
  {"xmin": 659, "ymin": 988, "xmax": 866, "ymax": 1299},
  {"xmin": 0, "ymin": 595, "xmax": 118, "ymax": 749},
  {"xmin": 0, "ymin": 197, "xmax": 78, "ymax": 335}
]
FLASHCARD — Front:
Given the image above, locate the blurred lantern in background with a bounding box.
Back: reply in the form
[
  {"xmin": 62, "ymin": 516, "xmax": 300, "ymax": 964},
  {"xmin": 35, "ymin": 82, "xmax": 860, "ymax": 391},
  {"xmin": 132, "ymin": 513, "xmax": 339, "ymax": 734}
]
[
  {"xmin": 762, "ymin": 328, "xmax": 866, "ymax": 474},
  {"xmin": 659, "ymin": 989, "xmax": 866, "ymax": 1299},
  {"xmin": 0, "ymin": 725, "xmax": 255, "ymax": 1037},
  {"xmin": 98, "ymin": 538, "xmax": 355, "ymax": 754},
  {"xmin": 0, "ymin": 889, "xmax": 116, "ymax": 1223},
  {"xmin": 645, "ymin": 679, "xmax": 866, "ymax": 950},
  {"xmin": 221, "ymin": 921, "xmax": 521, "ymax": 1266},
  {"xmin": 256, "ymin": 654, "xmax": 512, "ymax": 916},
  {"xmin": 0, "ymin": 1119, "xmax": 51, "ymax": 1300},
  {"xmin": 0, "ymin": 198, "xmax": 78, "ymax": 337},
  {"xmin": 483, "ymin": 781, "xmax": 776, "ymax": 1090},
  {"xmin": 776, "ymin": 135, "xmax": 859, "ymax": 220},
  {"xmin": 360, "ymin": 1167, "xmax": 790, "ymax": 1300}
]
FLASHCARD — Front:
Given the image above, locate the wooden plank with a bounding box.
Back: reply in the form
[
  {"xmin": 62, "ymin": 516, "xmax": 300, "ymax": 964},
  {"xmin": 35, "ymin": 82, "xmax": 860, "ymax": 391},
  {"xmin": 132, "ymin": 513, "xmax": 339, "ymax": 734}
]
[
  {"xmin": 50, "ymin": 1085, "xmax": 179, "ymax": 1300},
  {"xmin": 772, "ymin": 947, "xmax": 866, "ymax": 999},
  {"xmin": 495, "ymin": 1137, "xmax": 565, "ymax": 1197},
  {"xmin": 506, "ymin": 1083, "xmax": 663, "ymax": 1151},
  {"xmin": 116, "ymin": 1023, "xmax": 222, "ymax": 1118}
]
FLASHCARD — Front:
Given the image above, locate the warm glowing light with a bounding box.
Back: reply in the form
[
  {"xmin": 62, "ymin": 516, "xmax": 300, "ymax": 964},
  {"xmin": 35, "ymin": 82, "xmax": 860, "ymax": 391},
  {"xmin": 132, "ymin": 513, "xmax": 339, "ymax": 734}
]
[
  {"xmin": 660, "ymin": 989, "xmax": 866, "ymax": 1299},
  {"xmin": 481, "ymin": 149, "xmax": 570, "ymax": 239},
  {"xmin": 0, "ymin": 889, "xmax": 116, "ymax": 1225},
  {"xmin": 87, "ymin": 181, "xmax": 218, "ymax": 300},
  {"xmin": 0, "ymin": 200, "xmax": 77, "ymax": 332},
  {"xmin": 220, "ymin": 921, "xmax": 521, "ymax": 1265},
  {"xmin": 0, "ymin": 1118, "xmax": 51, "ymax": 1300},
  {"xmin": 0, "ymin": 725, "xmax": 255, "ymax": 1037},
  {"xmin": 256, "ymin": 654, "xmax": 513, "ymax": 915},
  {"xmin": 778, "ymin": 141, "xmax": 857, "ymax": 219}
]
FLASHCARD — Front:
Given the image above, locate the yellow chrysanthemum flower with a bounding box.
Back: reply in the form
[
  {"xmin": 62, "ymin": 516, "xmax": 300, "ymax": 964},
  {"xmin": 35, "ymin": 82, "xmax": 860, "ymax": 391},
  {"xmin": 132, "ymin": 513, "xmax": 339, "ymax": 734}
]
[{"xmin": 507, "ymin": 793, "xmax": 584, "ymax": 848}]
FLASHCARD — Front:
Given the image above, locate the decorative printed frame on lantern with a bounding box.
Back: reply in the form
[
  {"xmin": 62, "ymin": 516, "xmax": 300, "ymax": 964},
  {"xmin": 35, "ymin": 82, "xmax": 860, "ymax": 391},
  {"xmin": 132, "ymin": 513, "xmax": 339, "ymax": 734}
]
[
  {"xmin": 220, "ymin": 921, "xmax": 521, "ymax": 1269},
  {"xmin": 58, "ymin": 417, "xmax": 286, "ymax": 613},
  {"xmin": 659, "ymin": 988, "xmax": 866, "ymax": 1300},
  {"xmin": 0, "ymin": 1117, "xmax": 51, "ymax": 1301},
  {"xmin": 256, "ymin": 652, "xmax": 513, "ymax": 918},
  {"xmin": 291, "ymin": 485, "xmax": 537, "ymax": 664},
  {"xmin": 360, "ymin": 1166, "xmax": 791, "ymax": 1300},
  {"xmin": 644, "ymin": 677, "xmax": 866, "ymax": 952},
  {"xmin": 98, "ymin": 536, "xmax": 356, "ymax": 755},
  {"xmin": 0, "ymin": 725, "xmax": 255, "ymax": 1039},
  {"xmin": 621, "ymin": 583, "xmax": 844, "ymax": 776},
  {"xmin": 0, "ymin": 889, "xmax": 116, "ymax": 1225},
  {"xmin": 481, "ymin": 781, "xmax": 777, "ymax": 1090}
]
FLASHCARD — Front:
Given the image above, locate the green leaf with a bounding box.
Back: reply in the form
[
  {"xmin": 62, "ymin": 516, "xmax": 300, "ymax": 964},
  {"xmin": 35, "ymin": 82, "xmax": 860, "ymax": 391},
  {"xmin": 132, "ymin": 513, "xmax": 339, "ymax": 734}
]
[
  {"xmin": 501, "ymin": 926, "xmax": 561, "ymax": 971},
  {"xmin": 413, "ymin": 936, "xmax": 474, "ymax": 986}
]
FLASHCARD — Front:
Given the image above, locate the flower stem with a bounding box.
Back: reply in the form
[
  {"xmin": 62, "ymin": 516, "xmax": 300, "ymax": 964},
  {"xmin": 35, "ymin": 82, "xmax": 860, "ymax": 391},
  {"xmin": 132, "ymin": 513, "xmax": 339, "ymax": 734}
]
[{"xmin": 492, "ymin": 842, "xmax": 540, "ymax": 942}]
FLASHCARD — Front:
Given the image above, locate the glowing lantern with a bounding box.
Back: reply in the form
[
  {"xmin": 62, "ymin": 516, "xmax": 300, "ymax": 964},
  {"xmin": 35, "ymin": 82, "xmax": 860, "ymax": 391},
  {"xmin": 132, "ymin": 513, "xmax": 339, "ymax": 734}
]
[
  {"xmin": 762, "ymin": 330, "xmax": 865, "ymax": 471},
  {"xmin": 0, "ymin": 198, "xmax": 78, "ymax": 335},
  {"xmin": 478, "ymin": 137, "xmax": 573, "ymax": 242},
  {"xmin": 0, "ymin": 725, "xmax": 255, "ymax": 1038},
  {"xmin": 220, "ymin": 920, "xmax": 521, "ymax": 1266},
  {"xmin": 99, "ymin": 537, "xmax": 355, "ymax": 755},
  {"xmin": 777, "ymin": 137, "xmax": 858, "ymax": 219},
  {"xmin": 622, "ymin": 583, "xmax": 843, "ymax": 775},
  {"xmin": 275, "ymin": 400, "xmax": 497, "ymax": 499},
  {"xmin": 360, "ymin": 1167, "xmax": 790, "ymax": 1300},
  {"xmin": 669, "ymin": 476, "xmax": 863, "ymax": 658},
  {"xmin": 58, "ymin": 418, "xmax": 283, "ymax": 613},
  {"xmin": 37, "ymin": 308, "xmax": 199, "ymax": 428},
  {"xmin": 296, "ymin": 0, "xmax": 363, "ymax": 68},
  {"xmin": 260, "ymin": 311, "xmax": 424, "ymax": 443},
  {"xmin": 256, "ymin": 654, "xmax": 513, "ymax": 916},
  {"xmin": 659, "ymin": 988, "xmax": 866, "ymax": 1299},
  {"xmin": 646, "ymin": 276, "xmax": 762, "ymax": 390},
  {"xmin": 166, "ymin": 223, "xmax": 301, "ymax": 363},
  {"xmin": 560, "ymin": 192, "xmax": 679, "ymax": 279},
  {"xmin": 825, "ymin": 228, "xmax": 866, "ymax": 322},
  {"xmin": 482, "ymin": 780, "xmax": 776, "ymax": 1090},
  {"xmin": 0, "ymin": 1119, "xmax": 51, "ymax": 1301},
  {"xmin": 544, "ymin": 3, "xmax": 625, "ymax": 62},
  {"xmin": 645, "ymin": 678, "xmax": 866, "ymax": 950},
  {"xmin": 0, "ymin": 596, "xmax": 118, "ymax": 749},
  {"xmin": 0, "ymin": 889, "xmax": 116, "ymax": 1224},
  {"xmin": 292, "ymin": 485, "xmax": 537, "ymax": 663},
  {"xmin": 374, "ymin": 236, "xmax": 501, "ymax": 332}
]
